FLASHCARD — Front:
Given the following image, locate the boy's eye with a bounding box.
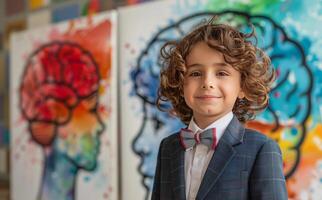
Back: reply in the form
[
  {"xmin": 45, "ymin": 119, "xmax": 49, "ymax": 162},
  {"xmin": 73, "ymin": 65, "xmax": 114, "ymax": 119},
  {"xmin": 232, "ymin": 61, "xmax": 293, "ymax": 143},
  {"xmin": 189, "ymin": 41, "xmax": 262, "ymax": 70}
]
[
  {"xmin": 189, "ymin": 71, "xmax": 201, "ymax": 77},
  {"xmin": 217, "ymin": 71, "xmax": 229, "ymax": 76}
]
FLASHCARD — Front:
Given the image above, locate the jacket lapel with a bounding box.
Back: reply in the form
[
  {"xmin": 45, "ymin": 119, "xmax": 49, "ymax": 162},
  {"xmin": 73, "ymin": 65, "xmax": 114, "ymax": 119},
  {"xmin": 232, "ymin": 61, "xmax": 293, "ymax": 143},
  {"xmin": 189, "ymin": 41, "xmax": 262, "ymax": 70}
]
[
  {"xmin": 170, "ymin": 133, "xmax": 186, "ymax": 200},
  {"xmin": 196, "ymin": 116, "xmax": 245, "ymax": 200}
]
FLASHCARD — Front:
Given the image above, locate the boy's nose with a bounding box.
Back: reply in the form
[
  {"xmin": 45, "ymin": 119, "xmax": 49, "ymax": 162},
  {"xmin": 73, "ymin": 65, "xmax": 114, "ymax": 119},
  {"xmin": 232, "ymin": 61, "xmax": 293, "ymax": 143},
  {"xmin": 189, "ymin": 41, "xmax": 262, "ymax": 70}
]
[
  {"xmin": 201, "ymin": 78, "xmax": 215, "ymax": 89},
  {"xmin": 201, "ymin": 84, "xmax": 214, "ymax": 89}
]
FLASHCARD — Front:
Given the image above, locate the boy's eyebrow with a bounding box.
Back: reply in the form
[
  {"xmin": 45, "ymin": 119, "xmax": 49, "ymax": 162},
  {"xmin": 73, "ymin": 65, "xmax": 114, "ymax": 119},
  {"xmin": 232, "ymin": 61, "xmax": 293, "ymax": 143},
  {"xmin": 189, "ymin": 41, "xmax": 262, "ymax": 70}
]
[{"xmin": 187, "ymin": 62, "xmax": 230, "ymax": 68}]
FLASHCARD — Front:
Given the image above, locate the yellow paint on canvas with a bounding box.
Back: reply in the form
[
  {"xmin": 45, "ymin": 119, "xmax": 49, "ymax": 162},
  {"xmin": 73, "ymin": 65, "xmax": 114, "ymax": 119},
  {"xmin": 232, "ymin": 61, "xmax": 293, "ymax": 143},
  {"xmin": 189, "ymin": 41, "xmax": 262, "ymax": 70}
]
[
  {"xmin": 301, "ymin": 123, "xmax": 322, "ymax": 158},
  {"xmin": 29, "ymin": 0, "xmax": 47, "ymax": 10}
]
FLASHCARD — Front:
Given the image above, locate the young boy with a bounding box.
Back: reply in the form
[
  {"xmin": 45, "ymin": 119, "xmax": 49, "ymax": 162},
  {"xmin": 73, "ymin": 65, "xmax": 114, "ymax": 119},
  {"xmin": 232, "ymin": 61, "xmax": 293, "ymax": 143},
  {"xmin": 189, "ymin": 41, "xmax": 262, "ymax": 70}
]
[{"xmin": 152, "ymin": 20, "xmax": 288, "ymax": 200}]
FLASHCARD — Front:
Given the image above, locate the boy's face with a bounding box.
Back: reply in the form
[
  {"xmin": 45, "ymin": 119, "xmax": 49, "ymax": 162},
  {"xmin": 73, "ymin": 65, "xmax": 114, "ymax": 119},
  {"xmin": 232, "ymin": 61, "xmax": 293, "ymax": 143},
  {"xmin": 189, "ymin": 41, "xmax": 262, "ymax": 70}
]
[{"xmin": 183, "ymin": 42, "xmax": 244, "ymax": 127}]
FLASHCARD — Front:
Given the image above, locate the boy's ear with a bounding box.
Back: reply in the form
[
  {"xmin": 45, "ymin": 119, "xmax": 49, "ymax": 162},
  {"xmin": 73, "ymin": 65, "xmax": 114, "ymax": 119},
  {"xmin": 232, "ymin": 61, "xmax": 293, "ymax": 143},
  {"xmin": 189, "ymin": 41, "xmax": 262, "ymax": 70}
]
[{"xmin": 238, "ymin": 91, "xmax": 245, "ymax": 99}]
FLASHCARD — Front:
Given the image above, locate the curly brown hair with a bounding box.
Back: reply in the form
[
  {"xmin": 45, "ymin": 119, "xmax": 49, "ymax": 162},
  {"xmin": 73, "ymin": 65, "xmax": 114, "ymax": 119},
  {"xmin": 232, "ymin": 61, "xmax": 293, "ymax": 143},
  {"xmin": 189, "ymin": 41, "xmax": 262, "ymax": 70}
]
[{"xmin": 156, "ymin": 20, "xmax": 275, "ymax": 124}]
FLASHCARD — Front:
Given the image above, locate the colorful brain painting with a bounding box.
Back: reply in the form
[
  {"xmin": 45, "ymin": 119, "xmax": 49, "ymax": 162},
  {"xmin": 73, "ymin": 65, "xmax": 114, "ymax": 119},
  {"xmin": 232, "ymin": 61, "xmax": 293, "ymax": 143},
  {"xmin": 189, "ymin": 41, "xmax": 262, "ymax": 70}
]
[{"xmin": 20, "ymin": 42, "xmax": 100, "ymax": 146}]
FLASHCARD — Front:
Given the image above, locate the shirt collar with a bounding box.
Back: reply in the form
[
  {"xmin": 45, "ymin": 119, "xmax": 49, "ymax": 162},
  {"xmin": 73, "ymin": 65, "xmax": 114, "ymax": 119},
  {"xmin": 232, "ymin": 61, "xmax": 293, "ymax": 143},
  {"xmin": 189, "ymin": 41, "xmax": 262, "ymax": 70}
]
[{"xmin": 188, "ymin": 112, "xmax": 234, "ymax": 142}]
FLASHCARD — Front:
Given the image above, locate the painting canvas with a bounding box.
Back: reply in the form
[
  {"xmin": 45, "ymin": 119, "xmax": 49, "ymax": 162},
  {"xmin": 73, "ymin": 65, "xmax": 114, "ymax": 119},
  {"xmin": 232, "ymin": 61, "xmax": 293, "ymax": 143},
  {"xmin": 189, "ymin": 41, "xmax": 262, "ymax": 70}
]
[
  {"xmin": 119, "ymin": 0, "xmax": 322, "ymax": 199},
  {"xmin": 27, "ymin": 9, "xmax": 51, "ymax": 29},
  {"xmin": 4, "ymin": 19, "xmax": 26, "ymax": 50},
  {"xmin": 10, "ymin": 11, "xmax": 118, "ymax": 200}
]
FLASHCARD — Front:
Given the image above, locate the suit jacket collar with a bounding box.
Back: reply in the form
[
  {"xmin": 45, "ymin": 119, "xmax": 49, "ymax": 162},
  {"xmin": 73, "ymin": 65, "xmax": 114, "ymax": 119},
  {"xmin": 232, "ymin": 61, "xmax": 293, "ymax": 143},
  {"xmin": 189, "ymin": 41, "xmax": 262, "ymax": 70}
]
[{"xmin": 219, "ymin": 115, "xmax": 245, "ymax": 146}]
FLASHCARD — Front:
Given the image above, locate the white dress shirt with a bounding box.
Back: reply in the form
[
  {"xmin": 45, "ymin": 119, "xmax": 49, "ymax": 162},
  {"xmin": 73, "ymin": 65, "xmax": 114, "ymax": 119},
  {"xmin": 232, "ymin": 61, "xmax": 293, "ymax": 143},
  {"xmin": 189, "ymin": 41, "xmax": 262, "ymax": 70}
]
[{"xmin": 185, "ymin": 112, "xmax": 234, "ymax": 200}]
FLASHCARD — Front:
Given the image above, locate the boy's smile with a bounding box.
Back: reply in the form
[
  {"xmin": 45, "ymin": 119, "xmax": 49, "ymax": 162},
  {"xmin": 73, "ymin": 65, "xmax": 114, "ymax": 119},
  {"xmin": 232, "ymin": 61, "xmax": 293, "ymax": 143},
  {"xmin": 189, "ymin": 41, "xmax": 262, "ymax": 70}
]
[
  {"xmin": 183, "ymin": 42, "xmax": 245, "ymax": 128},
  {"xmin": 195, "ymin": 94, "xmax": 221, "ymax": 100}
]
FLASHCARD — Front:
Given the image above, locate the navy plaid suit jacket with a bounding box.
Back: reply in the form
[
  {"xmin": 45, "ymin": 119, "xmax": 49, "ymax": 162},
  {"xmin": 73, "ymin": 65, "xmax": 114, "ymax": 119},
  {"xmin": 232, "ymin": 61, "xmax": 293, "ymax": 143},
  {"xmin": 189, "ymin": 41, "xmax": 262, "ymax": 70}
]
[{"xmin": 151, "ymin": 116, "xmax": 288, "ymax": 200}]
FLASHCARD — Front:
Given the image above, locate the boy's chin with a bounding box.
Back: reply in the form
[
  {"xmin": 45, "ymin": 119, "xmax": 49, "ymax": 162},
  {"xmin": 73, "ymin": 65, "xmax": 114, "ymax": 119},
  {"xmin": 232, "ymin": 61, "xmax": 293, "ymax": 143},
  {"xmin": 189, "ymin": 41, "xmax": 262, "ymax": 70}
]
[{"xmin": 194, "ymin": 108, "xmax": 223, "ymax": 117}]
